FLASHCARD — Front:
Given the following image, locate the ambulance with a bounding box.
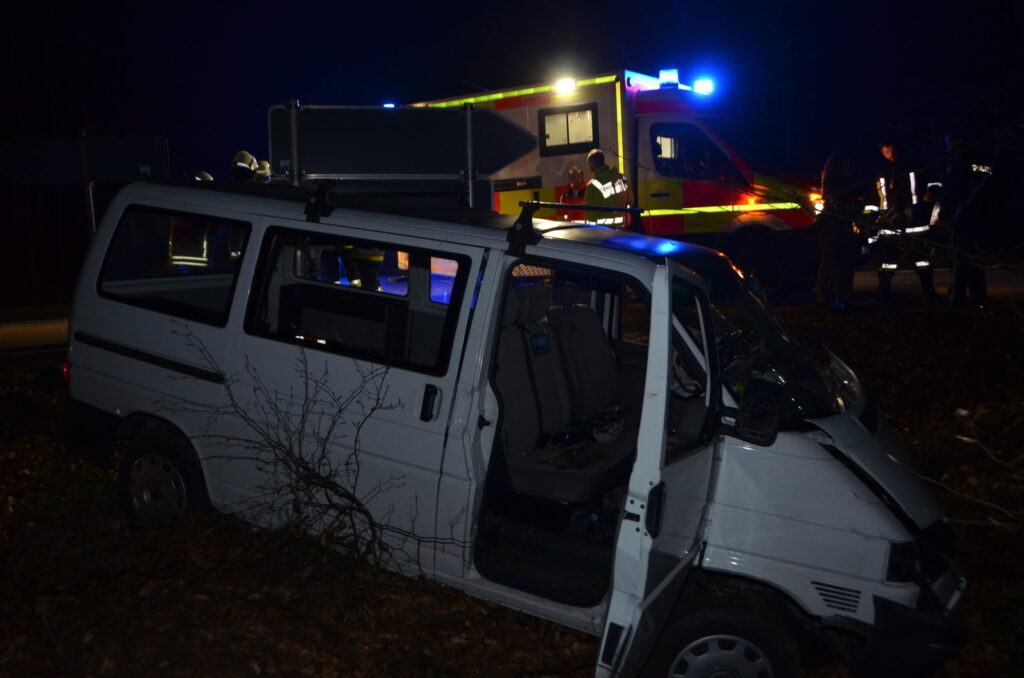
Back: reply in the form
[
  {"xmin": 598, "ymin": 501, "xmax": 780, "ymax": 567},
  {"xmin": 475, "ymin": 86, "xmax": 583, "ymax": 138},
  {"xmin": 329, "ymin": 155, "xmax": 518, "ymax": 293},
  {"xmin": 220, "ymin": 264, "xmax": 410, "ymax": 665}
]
[{"xmin": 419, "ymin": 69, "xmax": 819, "ymax": 290}]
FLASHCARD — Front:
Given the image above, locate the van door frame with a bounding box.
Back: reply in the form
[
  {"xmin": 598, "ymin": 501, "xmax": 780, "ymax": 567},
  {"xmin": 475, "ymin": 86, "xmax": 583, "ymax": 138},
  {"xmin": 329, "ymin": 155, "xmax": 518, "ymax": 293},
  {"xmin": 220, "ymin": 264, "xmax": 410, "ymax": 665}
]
[{"xmin": 596, "ymin": 259, "xmax": 718, "ymax": 676}]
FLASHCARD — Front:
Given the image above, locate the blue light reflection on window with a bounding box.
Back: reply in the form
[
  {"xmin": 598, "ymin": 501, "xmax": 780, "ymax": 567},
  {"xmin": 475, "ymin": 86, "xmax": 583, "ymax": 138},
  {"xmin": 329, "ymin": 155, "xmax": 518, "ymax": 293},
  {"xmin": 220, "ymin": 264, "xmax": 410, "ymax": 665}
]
[
  {"xmin": 429, "ymin": 256, "xmax": 460, "ymax": 304},
  {"xmin": 603, "ymin": 233, "xmax": 684, "ymax": 256}
]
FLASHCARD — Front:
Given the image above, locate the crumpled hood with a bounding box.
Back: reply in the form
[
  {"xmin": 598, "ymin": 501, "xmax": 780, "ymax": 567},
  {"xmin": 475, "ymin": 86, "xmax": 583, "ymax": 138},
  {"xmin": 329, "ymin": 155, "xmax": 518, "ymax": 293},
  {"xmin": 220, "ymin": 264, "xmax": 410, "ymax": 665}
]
[{"xmin": 810, "ymin": 412, "xmax": 944, "ymax": 530}]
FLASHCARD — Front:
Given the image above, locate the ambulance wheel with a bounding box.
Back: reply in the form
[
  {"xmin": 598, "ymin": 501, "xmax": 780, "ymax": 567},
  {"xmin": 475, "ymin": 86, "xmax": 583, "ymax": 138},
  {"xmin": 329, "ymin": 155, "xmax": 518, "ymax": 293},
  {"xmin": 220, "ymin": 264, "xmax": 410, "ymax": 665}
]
[
  {"xmin": 118, "ymin": 430, "xmax": 211, "ymax": 523},
  {"xmin": 647, "ymin": 608, "xmax": 799, "ymax": 678}
]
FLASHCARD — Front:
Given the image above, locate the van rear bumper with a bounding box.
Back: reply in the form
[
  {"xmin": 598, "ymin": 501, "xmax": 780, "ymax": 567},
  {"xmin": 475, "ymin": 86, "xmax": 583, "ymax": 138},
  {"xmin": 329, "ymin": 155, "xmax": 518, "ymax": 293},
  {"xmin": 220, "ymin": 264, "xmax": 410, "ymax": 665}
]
[{"xmin": 62, "ymin": 396, "xmax": 119, "ymax": 468}]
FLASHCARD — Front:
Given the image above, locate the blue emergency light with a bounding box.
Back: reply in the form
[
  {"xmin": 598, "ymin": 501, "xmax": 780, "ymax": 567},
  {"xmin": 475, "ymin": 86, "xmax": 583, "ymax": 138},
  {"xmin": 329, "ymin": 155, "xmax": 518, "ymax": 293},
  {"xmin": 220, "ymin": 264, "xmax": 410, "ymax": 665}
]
[
  {"xmin": 693, "ymin": 78, "xmax": 714, "ymax": 95},
  {"xmin": 382, "ymin": 102, "xmax": 396, "ymax": 109},
  {"xmin": 658, "ymin": 69, "xmax": 680, "ymax": 88}
]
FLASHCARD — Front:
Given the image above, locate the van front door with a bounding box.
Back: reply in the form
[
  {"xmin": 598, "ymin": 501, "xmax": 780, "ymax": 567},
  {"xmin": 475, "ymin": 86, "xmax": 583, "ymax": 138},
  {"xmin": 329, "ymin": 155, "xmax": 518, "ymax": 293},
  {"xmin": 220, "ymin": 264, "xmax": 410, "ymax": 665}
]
[{"xmin": 596, "ymin": 260, "xmax": 718, "ymax": 677}]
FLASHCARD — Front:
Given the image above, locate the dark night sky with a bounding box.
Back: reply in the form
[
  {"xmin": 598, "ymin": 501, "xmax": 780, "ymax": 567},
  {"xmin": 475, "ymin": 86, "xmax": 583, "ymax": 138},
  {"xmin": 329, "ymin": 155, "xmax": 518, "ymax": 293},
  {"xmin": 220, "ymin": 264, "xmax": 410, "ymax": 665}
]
[{"xmin": 3, "ymin": 0, "xmax": 1022, "ymax": 184}]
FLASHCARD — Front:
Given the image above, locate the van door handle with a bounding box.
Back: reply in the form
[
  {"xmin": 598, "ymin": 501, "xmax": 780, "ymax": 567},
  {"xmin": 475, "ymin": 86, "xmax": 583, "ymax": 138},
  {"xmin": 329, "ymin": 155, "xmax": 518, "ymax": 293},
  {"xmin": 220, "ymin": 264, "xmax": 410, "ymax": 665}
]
[
  {"xmin": 649, "ymin": 191, "xmax": 671, "ymax": 198},
  {"xmin": 420, "ymin": 384, "xmax": 439, "ymax": 422}
]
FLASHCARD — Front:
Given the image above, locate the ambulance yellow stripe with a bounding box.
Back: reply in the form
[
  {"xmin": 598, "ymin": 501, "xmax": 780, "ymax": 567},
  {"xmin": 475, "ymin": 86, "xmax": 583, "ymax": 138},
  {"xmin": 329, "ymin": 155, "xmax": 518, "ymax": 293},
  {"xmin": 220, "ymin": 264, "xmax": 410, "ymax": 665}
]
[
  {"xmin": 424, "ymin": 75, "xmax": 619, "ymax": 108},
  {"xmin": 645, "ymin": 202, "xmax": 801, "ymax": 215},
  {"xmin": 615, "ymin": 80, "xmax": 625, "ymax": 167}
]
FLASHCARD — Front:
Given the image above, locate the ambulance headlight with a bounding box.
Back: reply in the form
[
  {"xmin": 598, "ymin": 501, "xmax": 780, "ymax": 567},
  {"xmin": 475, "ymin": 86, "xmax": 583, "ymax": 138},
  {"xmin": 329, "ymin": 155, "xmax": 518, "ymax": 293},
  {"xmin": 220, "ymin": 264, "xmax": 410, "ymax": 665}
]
[{"xmin": 809, "ymin": 193, "xmax": 824, "ymax": 214}]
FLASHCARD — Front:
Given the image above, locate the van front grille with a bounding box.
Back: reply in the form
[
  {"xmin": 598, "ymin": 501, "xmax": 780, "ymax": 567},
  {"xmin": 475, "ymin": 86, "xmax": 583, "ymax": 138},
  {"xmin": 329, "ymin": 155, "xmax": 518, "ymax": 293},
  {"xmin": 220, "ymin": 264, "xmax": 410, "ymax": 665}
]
[{"xmin": 812, "ymin": 581, "xmax": 862, "ymax": 613}]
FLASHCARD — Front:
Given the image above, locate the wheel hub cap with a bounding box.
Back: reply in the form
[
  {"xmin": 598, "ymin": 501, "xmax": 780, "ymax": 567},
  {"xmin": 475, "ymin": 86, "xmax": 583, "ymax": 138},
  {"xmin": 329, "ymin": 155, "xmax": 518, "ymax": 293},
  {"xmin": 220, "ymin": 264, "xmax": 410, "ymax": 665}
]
[
  {"xmin": 129, "ymin": 453, "xmax": 187, "ymax": 522},
  {"xmin": 669, "ymin": 634, "xmax": 772, "ymax": 678}
]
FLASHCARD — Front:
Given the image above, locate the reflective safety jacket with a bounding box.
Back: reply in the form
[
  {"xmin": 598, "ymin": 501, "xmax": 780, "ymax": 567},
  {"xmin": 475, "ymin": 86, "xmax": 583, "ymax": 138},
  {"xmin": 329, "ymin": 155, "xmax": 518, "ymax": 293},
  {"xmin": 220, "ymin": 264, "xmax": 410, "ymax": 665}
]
[
  {"xmin": 876, "ymin": 159, "xmax": 918, "ymax": 212},
  {"xmin": 585, "ymin": 165, "xmax": 631, "ymax": 227}
]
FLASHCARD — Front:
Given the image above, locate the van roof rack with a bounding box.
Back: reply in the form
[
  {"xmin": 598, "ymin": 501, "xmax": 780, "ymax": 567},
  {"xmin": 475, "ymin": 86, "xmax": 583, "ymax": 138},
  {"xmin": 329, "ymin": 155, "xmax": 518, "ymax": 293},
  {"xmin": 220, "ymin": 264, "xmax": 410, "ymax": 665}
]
[
  {"xmin": 508, "ymin": 200, "xmax": 642, "ymax": 255},
  {"xmin": 183, "ymin": 179, "xmax": 516, "ymax": 230}
]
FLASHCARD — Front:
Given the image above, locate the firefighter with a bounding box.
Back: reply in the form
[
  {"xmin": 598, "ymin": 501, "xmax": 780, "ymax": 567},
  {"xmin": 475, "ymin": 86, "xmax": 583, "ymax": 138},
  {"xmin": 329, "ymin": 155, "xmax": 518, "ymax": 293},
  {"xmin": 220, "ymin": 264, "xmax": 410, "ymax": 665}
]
[
  {"xmin": 938, "ymin": 131, "xmax": 991, "ymax": 309},
  {"xmin": 814, "ymin": 149, "xmax": 859, "ymax": 310},
  {"xmin": 231, "ymin": 150, "xmax": 259, "ymax": 182},
  {"xmin": 556, "ymin": 165, "xmax": 587, "ymax": 221},
  {"xmin": 871, "ymin": 141, "xmax": 939, "ymax": 302},
  {"xmin": 256, "ymin": 160, "xmax": 274, "ymax": 184},
  {"xmin": 584, "ymin": 149, "xmax": 633, "ymax": 229}
]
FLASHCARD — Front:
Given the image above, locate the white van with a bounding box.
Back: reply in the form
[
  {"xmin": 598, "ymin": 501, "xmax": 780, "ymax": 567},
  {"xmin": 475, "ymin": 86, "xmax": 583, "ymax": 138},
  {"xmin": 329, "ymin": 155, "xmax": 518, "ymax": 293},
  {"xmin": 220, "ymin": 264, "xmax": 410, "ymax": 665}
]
[{"xmin": 65, "ymin": 181, "xmax": 966, "ymax": 678}]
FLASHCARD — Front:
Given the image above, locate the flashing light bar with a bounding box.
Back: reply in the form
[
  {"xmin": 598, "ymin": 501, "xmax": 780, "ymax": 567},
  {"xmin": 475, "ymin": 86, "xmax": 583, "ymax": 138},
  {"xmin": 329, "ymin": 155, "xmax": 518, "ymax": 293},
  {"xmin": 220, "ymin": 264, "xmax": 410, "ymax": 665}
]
[
  {"xmin": 624, "ymin": 70, "xmax": 664, "ymax": 90},
  {"xmin": 382, "ymin": 102, "xmax": 396, "ymax": 109},
  {"xmin": 659, "ymin": 69, "xmax": 680, "ymax": 88}
]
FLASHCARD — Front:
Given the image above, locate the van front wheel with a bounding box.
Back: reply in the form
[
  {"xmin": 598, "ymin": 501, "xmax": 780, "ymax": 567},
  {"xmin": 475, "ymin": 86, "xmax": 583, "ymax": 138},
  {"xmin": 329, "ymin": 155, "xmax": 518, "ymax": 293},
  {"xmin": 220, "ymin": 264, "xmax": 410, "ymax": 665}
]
[
  {"xmin": 118, "ymin": 433, "xmax": 210, "ymax": 523},
  {"xmin": 647, "ymin": 608, "xmax": 799, "ymax": 678}
]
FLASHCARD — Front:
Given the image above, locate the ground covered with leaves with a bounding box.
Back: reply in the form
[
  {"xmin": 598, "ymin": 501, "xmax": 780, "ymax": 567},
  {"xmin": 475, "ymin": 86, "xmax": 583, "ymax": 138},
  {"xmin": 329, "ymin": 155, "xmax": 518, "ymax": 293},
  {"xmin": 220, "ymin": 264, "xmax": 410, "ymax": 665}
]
[{"xmin": 1, "ymin": 299, "xmax": 1021, "ymax": 676}]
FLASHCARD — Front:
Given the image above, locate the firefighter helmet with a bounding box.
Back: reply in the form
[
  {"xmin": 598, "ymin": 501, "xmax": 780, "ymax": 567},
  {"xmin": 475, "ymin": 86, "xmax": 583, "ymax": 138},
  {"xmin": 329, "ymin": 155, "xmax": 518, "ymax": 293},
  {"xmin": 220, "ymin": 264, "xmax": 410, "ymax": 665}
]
[
  {"xmin": 256, "ymin": 159, "xmax": 273, "ymax": 182},
  {"xmin": 231, "ymin": 150, "xmax": 258, "ymax": 182}
]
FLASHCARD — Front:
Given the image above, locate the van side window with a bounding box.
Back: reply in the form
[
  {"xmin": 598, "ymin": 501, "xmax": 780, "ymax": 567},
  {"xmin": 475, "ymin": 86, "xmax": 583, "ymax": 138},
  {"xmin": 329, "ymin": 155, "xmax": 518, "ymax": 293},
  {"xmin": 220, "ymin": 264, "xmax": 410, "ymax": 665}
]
[
  {"xmin": 538, "ymin": 103, "xmax": 599, "ymax": 157},
  {"xmin": 245, "ymin": 228, "xmax": 469, "ymax": 374},
  {"xmin": 97, "ymin": 206, "xmax": 251, "ymax": 326}
]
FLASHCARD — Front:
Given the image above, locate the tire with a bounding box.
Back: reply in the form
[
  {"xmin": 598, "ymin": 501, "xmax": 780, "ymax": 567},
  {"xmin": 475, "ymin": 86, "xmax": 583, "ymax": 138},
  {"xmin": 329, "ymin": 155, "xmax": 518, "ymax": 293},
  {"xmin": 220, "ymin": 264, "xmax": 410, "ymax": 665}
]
[
  {"xmin": 645, "ymin": 608, "xmax": 800, "ymax": 678},
  {"xmin": 117, "ymin": 431, "xmax": 211, "ymax": 523}
]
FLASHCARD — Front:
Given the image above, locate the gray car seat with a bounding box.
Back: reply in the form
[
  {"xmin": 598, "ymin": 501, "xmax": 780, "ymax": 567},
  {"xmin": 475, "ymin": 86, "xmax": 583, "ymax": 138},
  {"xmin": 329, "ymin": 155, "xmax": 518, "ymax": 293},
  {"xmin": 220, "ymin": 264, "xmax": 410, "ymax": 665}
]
[
  {"xmin": 547, "ymin": 282, "xmax": 623, "ymax": 419},
  {"xmin": 492, "ymin": 283, "xmax": 636, "ymax": 504}
]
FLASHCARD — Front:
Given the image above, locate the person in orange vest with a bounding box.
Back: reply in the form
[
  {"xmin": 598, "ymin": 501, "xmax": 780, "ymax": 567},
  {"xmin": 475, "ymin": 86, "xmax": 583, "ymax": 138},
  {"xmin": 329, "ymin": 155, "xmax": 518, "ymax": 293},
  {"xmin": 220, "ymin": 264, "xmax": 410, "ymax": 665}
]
[{"xmin": 556, "ymin": 165, "xmax": 587, "ymax": 221}]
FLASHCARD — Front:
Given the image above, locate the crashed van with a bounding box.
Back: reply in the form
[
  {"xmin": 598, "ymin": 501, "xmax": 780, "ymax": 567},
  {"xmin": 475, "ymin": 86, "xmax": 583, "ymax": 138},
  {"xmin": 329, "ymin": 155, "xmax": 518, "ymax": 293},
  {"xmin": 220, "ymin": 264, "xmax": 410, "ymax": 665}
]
[{"xmin": 65, "ymin": 180, "xmax": 966, "ymax": 677}]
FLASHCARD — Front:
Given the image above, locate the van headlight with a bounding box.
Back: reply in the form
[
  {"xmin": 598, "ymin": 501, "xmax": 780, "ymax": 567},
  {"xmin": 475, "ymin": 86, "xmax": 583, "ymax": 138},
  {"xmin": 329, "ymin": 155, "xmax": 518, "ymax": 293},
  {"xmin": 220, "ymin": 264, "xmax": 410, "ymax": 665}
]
[{"xmin": 886, "ymin": 541, "xmax": 922, "ymax": 583}]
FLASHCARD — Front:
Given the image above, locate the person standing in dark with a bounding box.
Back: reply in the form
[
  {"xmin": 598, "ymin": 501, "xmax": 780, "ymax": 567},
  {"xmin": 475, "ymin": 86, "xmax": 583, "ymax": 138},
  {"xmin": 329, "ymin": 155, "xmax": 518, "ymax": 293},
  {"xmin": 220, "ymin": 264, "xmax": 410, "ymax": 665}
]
[
  {"xmin": 814, "ymin": 150, "xmax": 859, "ymax": 310},
  {"xmin": 938, "ymin": 132, "xmax": 991, "ymax": 309},
  {"xmin": 872, "ymin": 141, "xmax": 939, "ymax": 302}
]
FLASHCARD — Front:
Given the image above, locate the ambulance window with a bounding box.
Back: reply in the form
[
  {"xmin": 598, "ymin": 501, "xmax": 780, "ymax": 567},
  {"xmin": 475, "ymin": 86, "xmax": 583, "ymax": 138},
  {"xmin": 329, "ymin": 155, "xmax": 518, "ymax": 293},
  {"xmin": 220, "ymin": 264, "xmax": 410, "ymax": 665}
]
[
  {"xmin": 651, "ymin": 122, "xmax": 743, "ymax": 184},
  {"xmin": 97, "ymin": 206, "xmax": 251, "ymax": 326},
  {"xmin": 538, "ymin": 103, "xmax": 598, "ymax": 157},
  {"xmin": 245, "ymin": 228, "xmax": 470, "ymax": 375}
]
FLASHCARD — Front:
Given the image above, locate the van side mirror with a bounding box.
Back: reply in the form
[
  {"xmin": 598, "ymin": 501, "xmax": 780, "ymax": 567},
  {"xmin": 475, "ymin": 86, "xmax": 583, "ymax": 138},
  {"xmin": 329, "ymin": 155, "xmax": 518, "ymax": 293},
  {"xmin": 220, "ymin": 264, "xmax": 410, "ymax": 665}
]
[{"xmin": 729, "ymin": 378, "xmax": 781, "ymax": 446}]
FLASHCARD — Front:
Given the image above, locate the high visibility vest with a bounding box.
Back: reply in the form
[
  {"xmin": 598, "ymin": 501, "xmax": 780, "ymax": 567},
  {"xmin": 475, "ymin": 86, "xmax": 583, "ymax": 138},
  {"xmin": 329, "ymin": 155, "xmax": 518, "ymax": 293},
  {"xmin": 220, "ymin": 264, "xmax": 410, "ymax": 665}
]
[
  {"xmin": 877, "ymin": 170, "xmax": 918, "ymax": 211},
  {"xmin": 585, "ymin": 166, "xmax": 630, "ymax": 226}
]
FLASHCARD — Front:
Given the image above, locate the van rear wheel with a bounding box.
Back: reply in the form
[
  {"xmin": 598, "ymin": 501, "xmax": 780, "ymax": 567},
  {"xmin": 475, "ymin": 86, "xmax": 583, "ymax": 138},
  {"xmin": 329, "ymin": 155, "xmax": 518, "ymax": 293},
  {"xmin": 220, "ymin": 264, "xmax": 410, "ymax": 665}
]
[
  {"xmin": 647, "ymin": 608, "xmax": 799, "ymax": 678},
  {"xmin": 118, "ymin": 432, "xmax": 210, "ymax": 523}
]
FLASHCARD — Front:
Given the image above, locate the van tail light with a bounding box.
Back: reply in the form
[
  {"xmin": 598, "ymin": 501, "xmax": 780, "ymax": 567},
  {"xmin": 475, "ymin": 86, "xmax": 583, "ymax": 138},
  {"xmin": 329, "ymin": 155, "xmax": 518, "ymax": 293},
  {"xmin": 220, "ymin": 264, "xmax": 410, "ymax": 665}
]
[{"xmin": 62, "ymin": 362, "xmax": 71, "ymax": 393}]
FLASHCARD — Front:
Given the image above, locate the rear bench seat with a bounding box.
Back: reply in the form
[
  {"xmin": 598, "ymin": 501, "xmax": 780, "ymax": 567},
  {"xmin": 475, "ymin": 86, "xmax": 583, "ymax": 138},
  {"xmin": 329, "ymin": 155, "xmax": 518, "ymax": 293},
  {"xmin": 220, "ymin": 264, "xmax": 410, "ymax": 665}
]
[{"xmin": 494, "ymin": 284, "xmax": 635, "ymax": 504}]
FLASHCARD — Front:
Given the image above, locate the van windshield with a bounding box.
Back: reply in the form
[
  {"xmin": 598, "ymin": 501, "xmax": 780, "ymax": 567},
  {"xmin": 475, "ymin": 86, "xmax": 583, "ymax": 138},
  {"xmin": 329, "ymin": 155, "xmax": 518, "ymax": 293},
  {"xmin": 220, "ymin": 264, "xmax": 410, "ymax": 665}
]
[{"xmin": 672, "ymin": 254, "xmax": 837, "ymax": 422}]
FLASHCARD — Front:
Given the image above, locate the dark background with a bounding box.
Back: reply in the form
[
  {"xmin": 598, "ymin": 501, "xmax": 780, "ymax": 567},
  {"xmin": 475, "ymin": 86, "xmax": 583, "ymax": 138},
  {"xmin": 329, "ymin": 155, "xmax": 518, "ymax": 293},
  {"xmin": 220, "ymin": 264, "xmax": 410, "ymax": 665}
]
[{"xmin": 1, "ymin": 0, "xmax": 1021, "ymax": 304}]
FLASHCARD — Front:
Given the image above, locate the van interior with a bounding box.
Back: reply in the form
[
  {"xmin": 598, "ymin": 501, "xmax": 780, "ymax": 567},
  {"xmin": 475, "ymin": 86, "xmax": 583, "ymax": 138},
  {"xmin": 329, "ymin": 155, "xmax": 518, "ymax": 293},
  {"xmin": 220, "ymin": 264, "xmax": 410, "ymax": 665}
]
[{"xmin": 474, "ymin": 262, "xmax": 653, "ymax": 606}]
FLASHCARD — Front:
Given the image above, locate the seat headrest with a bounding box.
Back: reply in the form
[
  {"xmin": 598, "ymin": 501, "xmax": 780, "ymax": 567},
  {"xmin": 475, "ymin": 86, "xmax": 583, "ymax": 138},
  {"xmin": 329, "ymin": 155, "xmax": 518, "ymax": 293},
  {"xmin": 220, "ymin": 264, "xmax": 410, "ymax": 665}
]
[
  {"xmin": 514, "ymin": 284, "xmax": 552, "ymax": 324},
  {"xmin": 552, "ymin": 281, "xmax": 591, "ymax": 307}
]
